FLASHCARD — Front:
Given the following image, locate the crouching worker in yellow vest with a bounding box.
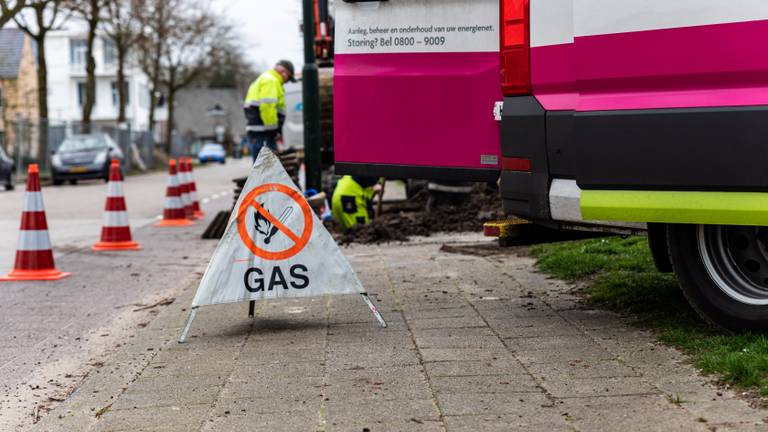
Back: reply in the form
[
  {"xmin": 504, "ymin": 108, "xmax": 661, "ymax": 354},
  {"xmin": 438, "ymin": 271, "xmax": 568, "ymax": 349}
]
[{"xmin": 332, "ymin": 176, "xmax": 383, "ymax": 230}]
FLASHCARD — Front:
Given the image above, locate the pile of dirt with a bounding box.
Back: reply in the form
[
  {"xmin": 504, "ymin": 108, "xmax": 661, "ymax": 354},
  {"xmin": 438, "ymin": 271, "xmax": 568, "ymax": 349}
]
[{"xmin": 331, "ymin": 185, "xmax": 504, "ymax": 245}]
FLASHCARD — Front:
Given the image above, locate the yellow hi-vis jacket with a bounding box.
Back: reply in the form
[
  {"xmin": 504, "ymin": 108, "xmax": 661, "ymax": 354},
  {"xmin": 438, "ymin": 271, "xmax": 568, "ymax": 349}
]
[
  {"xmin": 332, "ymin": 176, "xmax": 376, "ymax": 230},
  {"xmin": 244, "ymin": 69, "xmax": 286, "ymax": 134}
]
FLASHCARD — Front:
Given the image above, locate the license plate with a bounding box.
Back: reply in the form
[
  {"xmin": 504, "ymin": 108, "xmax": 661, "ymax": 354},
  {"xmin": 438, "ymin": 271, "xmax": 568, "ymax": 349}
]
[{"xmin": 69, "ymin": 166, "xmax": 88, "ymax": 173}]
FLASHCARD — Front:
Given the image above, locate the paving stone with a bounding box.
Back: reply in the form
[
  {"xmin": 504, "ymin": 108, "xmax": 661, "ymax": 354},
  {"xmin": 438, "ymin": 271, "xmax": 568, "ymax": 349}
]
[
  {"xmin": 401, "ymin": 307, "xmax": 476, "ymax": 320},
  {"xmin": 506, "ymin": 334, "xmax": 599, "ymax": 352},
  {"xmin": 220, "ymin": 376, "xmax": 324, "ymax": 400},
  {"xmin": 513, "ymin": 345, "xmax": 617, "ymax": 366},
  {"xmin": 327, "ymin": 345, "xmax": 421, "ymax": 370},
  {"xmin": 526, "ymin": 358, "xmax": 639, "ymax": 380},
  {"xmin": 407, "ymin": 316, "xmax": 487, "ymax": 330},
  {"xmin": 560, "ymin": 394, "xmax": 709, "ymax": 432},
  {"xmin": 93, "ymin": 404, "xmax": 211, "ymax": 431},
  {"xmin": 424, "ymin": 360, "xmax": 530, "ymax": 378},
  {"xmin": 112, "ymin": 383, "xmax": 222, "ymax": 410},
  {"xmin": 410, "ymin": 327, "xmax": 496, "ymax": 339},
  {"xmin": 540, "ymin": 376, "xmax": 658, "ymax": 398},
  {"xmin": 430, "ymin": 375, "xmax": 541, "ymax": 394},
  {"xmin": 202, "ymin": 411, "xmax": 321, "ymax": 432},
  {"xmin": 444, "ymin": 414, "xmax": 575, "ymax": 432},
  {"xmin": 325, "ymin": 398, "xmax": 440, "ymax": 425},
  {"xmin": 708, "ymin": 422, "xmax": 768, "ymax": 432},
  {"xmin": 228, "ymin": 360, "xmax": 326, "ymax": 380},
  {"xmin": 326, "ymin": 365, "xmax": 431, "ymax": 401},
  {"xmin": 436, "ymin": 391, "xmax": 550, "ymax": 416},
  {"xmin": 414, "ymin": 335, "xmax": 506, "ymax": 349},
  {"xmin": 328, "ymin": 417, "xmax": 445, "ymax": 432},
  {"xmin": 419, "ymin": 348, "xmax": 513, "ymax": 363},
  {"xmin": 210, "ymin": 396, "xmax": 321, "ymax": 416}
]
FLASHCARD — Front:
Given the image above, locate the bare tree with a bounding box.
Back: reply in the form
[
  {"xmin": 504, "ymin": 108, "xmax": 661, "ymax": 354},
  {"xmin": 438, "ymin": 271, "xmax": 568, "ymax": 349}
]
[
  {"xmin": 133, "ymin": 0, "xmax": 176, "ymax": 135},
  {"xmin": 0, "ymin": 0, "xmax": 26, "ymax": 28},
  {"xmin": 159, "ymin": 5, "xmax": 223, "ymax": 151},
  {"xmin": 66, "ymin": 0, "xmax": 107, "ymax": 133},
  {"xmin": 15, "ymin": 0, "xmax": 66, "ymax": 171},
  {"xmin": 102, "ymin": 0, "xmax": 138, "ymax": 124},
  {"xmin": 207, "ymin": 38, "xmax": 258, "ymax": 91}
]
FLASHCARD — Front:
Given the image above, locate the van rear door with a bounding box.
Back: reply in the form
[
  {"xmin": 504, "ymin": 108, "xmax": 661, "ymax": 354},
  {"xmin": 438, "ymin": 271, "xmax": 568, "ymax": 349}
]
[{"xmin": 334, "ymin": 0, "xmax": 502, "ymax": 181}]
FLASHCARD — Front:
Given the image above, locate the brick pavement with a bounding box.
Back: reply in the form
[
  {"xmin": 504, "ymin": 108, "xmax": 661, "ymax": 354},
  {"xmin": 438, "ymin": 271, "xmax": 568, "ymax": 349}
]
[{"xmin": 32, "ymin": 234, "xmax": 766, "ymax": 432}]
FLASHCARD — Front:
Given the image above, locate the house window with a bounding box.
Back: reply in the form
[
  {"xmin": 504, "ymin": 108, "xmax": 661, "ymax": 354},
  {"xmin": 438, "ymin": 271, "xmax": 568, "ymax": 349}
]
[
  {"xmin": 111, "ymin": 81, "xmax": 130, "ymax": 107},
  {"xmin": 139, "ymin": 84, "xmax": 150, "ymax": 109},
  {"xmin": 103, "ymin": 38, "xmax": 117, "ymax": 65},
  {"xmin": 77, "ymin": 82, "xmax": 96, "ymax": 107},
  {"xmin": 70, "ymin": 39, "xmax": 88, "ymax": 65}
]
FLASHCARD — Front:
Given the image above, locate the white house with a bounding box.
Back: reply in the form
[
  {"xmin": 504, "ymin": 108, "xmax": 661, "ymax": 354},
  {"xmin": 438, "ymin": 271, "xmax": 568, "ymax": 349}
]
[{"xmin": 46, "ymin": 29, "xmax": 160, "ymax": 132}]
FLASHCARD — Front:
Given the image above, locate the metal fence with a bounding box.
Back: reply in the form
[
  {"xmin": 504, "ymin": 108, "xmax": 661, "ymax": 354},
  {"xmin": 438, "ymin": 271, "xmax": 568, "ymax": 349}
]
[{"xmin": 0, "ymin": 119, "xmax": 158, "ymax": 177}]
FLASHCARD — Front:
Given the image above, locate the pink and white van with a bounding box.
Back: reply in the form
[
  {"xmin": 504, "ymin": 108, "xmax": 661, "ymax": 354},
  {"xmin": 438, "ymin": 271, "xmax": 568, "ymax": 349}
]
[{"xmin": 334, "ymin": 0, "xmax": 768, "ymax": 330}]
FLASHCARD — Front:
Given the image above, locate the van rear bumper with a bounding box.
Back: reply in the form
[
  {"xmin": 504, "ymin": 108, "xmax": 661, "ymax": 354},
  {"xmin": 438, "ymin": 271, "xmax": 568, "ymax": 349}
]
[{"xmin": 501, "ymin": 97, "xmax": 768, "ymax": 224}]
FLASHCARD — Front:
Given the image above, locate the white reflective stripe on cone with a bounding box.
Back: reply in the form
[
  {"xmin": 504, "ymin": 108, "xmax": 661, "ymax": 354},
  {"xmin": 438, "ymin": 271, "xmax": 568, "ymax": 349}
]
[
  {"xmin": 107, "ymin": 181, "xmax": 124, "ymax": 197},
  {"xmin": 166, "ymin": 197, "xmax": 183, "ymax": 209},
  {"xmin": 190, "ymin": 190, "xmax": 199, "ymax": 201},
  {"xmin": 22, "ymin": 192, "xmax": 45, "ymax": 212},
  {"xmin": 180, "ymin": 191, "xmax": 191, "ymax": 206},
  {"xmin": 103, "ymin": 211, "xmax": 130, "ymax": 227},
  {"xmin": 168, "ymin": 175, "xmax": 179, "ymax": 187},
  {"xmin": 17, "ymin": 230, "xmax": 53, "ymax": 251}
]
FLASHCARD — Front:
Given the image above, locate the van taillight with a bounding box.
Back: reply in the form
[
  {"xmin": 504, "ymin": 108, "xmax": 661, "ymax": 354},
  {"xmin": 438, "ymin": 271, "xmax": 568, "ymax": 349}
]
[{"xmin": 500, "ymin": 0, "xmax": 531, "ymax": 95}]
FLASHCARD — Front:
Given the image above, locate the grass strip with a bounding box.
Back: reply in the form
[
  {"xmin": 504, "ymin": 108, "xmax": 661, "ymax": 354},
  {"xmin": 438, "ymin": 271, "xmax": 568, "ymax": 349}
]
[{"xmin": 530, "ymin": 236, "xmax": 768, "ymax": 397}]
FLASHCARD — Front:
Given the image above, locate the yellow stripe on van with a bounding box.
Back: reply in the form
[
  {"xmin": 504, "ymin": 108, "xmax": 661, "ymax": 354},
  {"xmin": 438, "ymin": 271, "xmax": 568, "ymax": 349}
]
[{"xmin": 581, "ymin": 190, "xmax": 768, "ymax": 226}]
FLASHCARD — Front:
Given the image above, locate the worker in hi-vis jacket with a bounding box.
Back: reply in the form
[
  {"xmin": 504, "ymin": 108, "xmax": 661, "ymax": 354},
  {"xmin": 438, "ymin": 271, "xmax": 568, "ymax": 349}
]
[{"xmin": 243, "ymin": 60, "xmax": 296, "ymax": 160}]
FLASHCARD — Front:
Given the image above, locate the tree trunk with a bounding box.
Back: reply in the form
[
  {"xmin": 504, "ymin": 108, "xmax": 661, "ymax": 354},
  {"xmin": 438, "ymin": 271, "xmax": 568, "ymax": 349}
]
[
  {"xmin": 81, "ymin": 18, "xmax": 98, "ymax": 134},
  {"xmin": 116, "ymin": 42, "xmax": 127, "ymax": 124},
  {"xmin": 36, "ymin": 35, "xmax": 49, "ymax": 172},
  {"xmin": 164, "ymin": 84, "xmax": 175, "ymax": 155},
  {"xmin": 147, "ymin": 85, "xmax": 156, "ymax": 132},
  {"xmin": 147, "ymin": 39, "xmax": 162, "ymax": 134}
]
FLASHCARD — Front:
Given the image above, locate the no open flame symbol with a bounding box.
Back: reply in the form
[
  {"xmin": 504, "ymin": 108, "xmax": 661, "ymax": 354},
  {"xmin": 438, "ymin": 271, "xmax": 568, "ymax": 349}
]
[{"xmin": 237, "ymin": 183, "xmax": 314, "ymax": 261}]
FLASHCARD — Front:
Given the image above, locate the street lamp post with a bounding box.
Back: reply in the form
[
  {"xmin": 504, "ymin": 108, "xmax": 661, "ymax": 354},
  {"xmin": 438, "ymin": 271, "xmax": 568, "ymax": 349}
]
[{"xmin": 302, "ymin": 0, "xmax": 322, "ymax": 192}]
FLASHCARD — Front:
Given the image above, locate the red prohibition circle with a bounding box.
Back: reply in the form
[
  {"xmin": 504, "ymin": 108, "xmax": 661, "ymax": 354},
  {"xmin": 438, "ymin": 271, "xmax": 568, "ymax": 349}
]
[{"xmin": 237, "ymin": 183, "xmax": 314, "ymax": 260}]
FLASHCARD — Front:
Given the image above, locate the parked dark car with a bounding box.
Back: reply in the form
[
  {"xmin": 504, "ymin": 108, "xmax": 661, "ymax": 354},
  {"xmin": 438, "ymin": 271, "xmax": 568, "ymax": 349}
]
[
  {"xmin": 51, "ymin": 134, "xmax": 124, "ymax": 185},
  {"xmin": 0, "ymin": 145, "xmax": 15, "ymax": 190}
]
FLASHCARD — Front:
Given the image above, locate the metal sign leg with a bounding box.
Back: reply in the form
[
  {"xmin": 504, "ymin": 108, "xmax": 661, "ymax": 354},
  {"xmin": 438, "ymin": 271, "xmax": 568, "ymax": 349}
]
[
  {"xmin": 178, "ymin": 307, "xmax": 198, "ymax": 344},
  {"xmin": 360, "ymin": 293, "xmax": 387, "ymax": 328},
  {"xmin": 248, "ymin": 300, "xmax": 256, "ymax": 318}
]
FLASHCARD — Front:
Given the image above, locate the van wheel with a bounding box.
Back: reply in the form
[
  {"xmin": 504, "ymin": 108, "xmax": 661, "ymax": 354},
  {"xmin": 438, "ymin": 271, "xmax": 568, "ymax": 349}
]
[{"xmin": 667, "ymin": 224, "xmax": 768, "ymax": 331}]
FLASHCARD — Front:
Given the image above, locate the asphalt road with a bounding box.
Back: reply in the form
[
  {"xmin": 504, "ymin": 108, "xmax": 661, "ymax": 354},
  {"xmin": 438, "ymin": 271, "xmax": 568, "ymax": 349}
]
[
  {"xmin": 0, "ymin": 158, "xmax": 253, "ymax": 430},
  {"xmin": 0, "ymin": 158, "xmax": 252, "ymax": 274}
]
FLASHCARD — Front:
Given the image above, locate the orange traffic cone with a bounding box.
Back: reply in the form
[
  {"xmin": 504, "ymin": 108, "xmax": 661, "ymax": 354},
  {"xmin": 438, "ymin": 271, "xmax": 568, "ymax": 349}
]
[
  {"xmin": 0, "ymin": 164, "xmax": 70, "ymax": 281},
  {"xmin": 186, "ymin": 158, "xmax": 204, "ymax": 218},
  {"xmin": 93, "ymin": 160, "xmax": 141, "ymax": 251},
  {"xmin": 154, "ymin": 159, "xmax": 193, "ymax": 227},
  {"xmin": 177, "ymin": 157, "xmax": 195, "ymax": 220}
]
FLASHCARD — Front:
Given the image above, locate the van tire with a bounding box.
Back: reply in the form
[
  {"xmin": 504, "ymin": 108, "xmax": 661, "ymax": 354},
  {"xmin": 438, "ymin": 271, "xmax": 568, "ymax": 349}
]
[{"xmin": 667, "ymin": 224, "xmax": 768, "ymax": 332}]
